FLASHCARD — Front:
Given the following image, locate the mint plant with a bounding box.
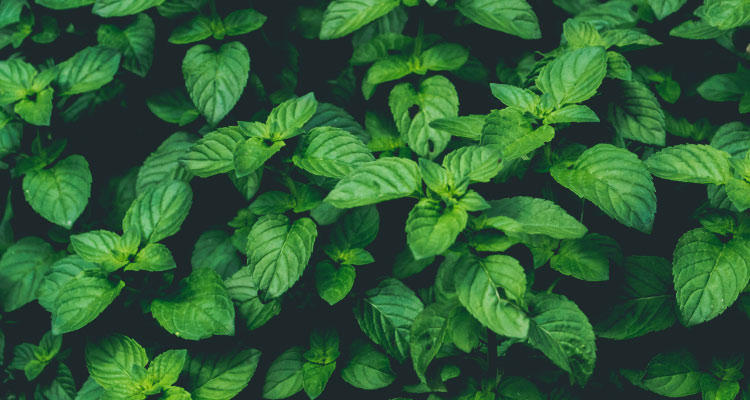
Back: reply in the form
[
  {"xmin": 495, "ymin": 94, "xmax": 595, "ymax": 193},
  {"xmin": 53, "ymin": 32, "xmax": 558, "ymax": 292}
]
[{"xmin": 2, "ymin": 0, "xmax": 750, "ymax": 399}]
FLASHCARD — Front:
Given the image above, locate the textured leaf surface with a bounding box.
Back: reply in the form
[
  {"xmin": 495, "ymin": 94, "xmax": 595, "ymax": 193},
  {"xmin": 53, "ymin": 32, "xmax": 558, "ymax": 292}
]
[
  {"xmin": 642, "ymin": 350, "xmax": 701, "ymax": 397},
  {"xmin": 645, "ymin": 144, "xmax": 732, "ymax": 185},
  {"xmin": 181, "ymin": 127, "xmax": 246, "ymax": 177},
  {"xmin": 136, "ymin": 131, "xmax": 196, "ymax": 194},
  {"xmin": 536, "ymin": 46, "xmax": 608, "ymax": 106},
  {"xmin": 341, "ymin": 340, "xmax": 395, "ymax": 390},
  {"xmin": 185, "ymin": 349, "xmax": 261, "ymax": 400},
  {"xmin": 56, "ymin": 46, "xmax": 121, "ymax": 95},
  {"xmin": 85, "ymin": 334, "xmax": 147, "ymax": 397},
  {"xmin": 262, "ymin": 347, "xmax": 305, "ymax": 399},
  {"xmin": 293, "ymin": 126, "xmax": 374, "ymax": 178},
  {"xmin": 608, "ymin": 80, "xmax": 666, "ymax": 146},
  {"xmin": 551, "ymin": 144, "xmax": 656, "ymax": 233},
  {"xmin": 319, "ymin": 0, "xmax": 400, "ymax": 40},
  {"xmin": 52, "ymin": 276, "xmax": 125, "ymax": 334},
  {"xmin": 483, "ymin": 196, "xmax": 587, "ymax": 239},
  {"xmin": 325, "ymin": 157, "xmax": 421, "ymax": 208},
  {"xmin": 93, "ymin": 0, "xmax": 166, "ymax": 17},
  {"xmin": 0, "ymin": 237, "xmax": 55, "ymax": 312},
  {"xmin": 123, "ymin": 180, "xmax": 193, "ymax": 243},
  {"xmin": 455, "ymin": 0, "xmax": 541, "ymax": 39},
  {"xmin": 97, "ymin": 13, "xmax": 155, "ymax": 77},
  {"xmin": 23, "ymin": 155, "xmax": 92, "ymax": 229}
]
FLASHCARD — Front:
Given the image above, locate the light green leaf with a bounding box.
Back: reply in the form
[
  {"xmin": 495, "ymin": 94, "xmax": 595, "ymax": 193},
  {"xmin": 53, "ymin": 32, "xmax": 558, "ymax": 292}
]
[
  {"xmin": 536, "ymin": 46, "xmax": 608, "ymax": 106},
  {"xmin": 36, "ymin": 0, "xmax": 95, "ymax": 9},
  {"xmin": 181, "ymin": 126, "xmax": 246, "ymax": 177},
  {"xmin": 169, "ymin": 15, "xmax": 213, "ymax": 44},
  {"xmin": 482, "ymin": 196, "xmax": 587, "ymax": 239},
  {"xmin": 70, "ymin": 230, "xmax": 129, "ymax": 271},
  {"xmin": 126, "ymin": 243, "xmax": 176, "ymax": 272},
  {"xmin": 123, "ymin": 180, "xmax": 193, "ymax": 244},
  {"xmin": 97, "ymin": 13, "xmax": 155, "ymax": 77},
  {"xmin": 362, "ymin": 57, "xmax": 411, "ymax": 100},
  {"xmin": 726, "ymin": 177, "xmax": 750, "ymax": 211},
  {"xmin": 302, "ymin": 362, "xmax": 335, "ymax": 400},
  {"xmin": 56, "ymin": 46, "xmax": 121, "ymax": 95},
  {"xmin": 606, "ymin": 51, "xmax": 632, "ymax": 81},
  {"xmin": 37, "ymin": 255, "xmax": 98, "ymax": 312},
  {"xmin": 15, "ymin": 87, "xmax": 53, "ymax": 126},
  {"xmin": 0, "ymin": 58, "xmax": 35, "ymax": 105},
  {"xmin": 389, "ymin": 75, "xmax": 459, "ymax": 158},
  {"xmin": 711, "ymin": 122, "xmax": 750, "ymax": 158},
  {"xmin": 246, "ymin": 214, "xmax": 317, "ymax": 301},
  {"xmin": 233, "ymin": 137, "xmax": 284, "ymax": 177},
  {"xmin": 497, "ymin": 376, "xmax": 544, "ymax": 400},
  {"xmin": 293, "ymin": 126, "xmax": 374, "ymax": 178},
  {"xmin": 442, "ymin": 145, "xmax": 503, "ymax": 183},
  {"xmin": 266, "ymin": 93, "xmax": 318, "ymax": 140},
  {"xmin": 647, "ymin": 0, "xmax": 687, "ymax": 20},
  {"xmin": 527, "ymin": 293, "xmax": 596, "ymax": 385},
  {"xmin": 551, "ymin": 144, "xmax": 656, "ymax": 233},
  {"xmin": 248, "ymin": 191, "xmax": 295, "ymax": 215},
  {"xmin": 550, "ymin": 234, "xmax": 620, "ymax": 281},
  {"xmin": 353, "ymin": 278, "xmax": 424, "ymax": 362},
  {"xmin": 325, "ymin": 157, "xmax": 421, "ymax": 208},
  {"xmin": 406, "ymin": 199, "xmax": 467, "ymax": 260},
  {"xmin": 481, "ymin": 108, "xmax": 555, "ymax": 161},
  {"xmin": 0, "ymin": 237, "xmax": 55, "ymax": 312},
  {"xmin": 489, "ymin": 83, "xmax": 538, "ymax": 112},
  {"xmin": 703, "ymin": 0, "xmax": 750, "ymax": 30},
  {"xmin": 151, "ymin": 268, "xmax": 235, "ymax": 340},
  {"xmin": 544, "ymin": 104, "xmax": 599, "ymax": 124},
  {"xmin": 419, "ymin": 43, "xmax": 469, "ymax": 72},
  {"xmin": 85, "ymin": 334, "xmax": 148, "ymax": 398},
  {"xmin": 146, "ymin": 88, "xmax": 200, "ymax": 126},
  {"xmin": 429, "ymin": 115, "xmax": 484, "ymax": 140},
  {"xmin": 136, "ymin": 131, "xmax": 196, "ymax": 194},
  {"xmin": 315, "ymin": 261, "xmax": 355, "ymax": 306},
  {"xmin": 262, "ymin": 347, "xmax": 305, "ymax": 399},
  {"xmin": 673, "ymin": 228, "xmax": 750, "ymax": 326},
  {"xmin": 608, "ymin": 80, "xmax": 666, "ymax": 146},
  {"xmin": 93, "ymin": 0, "xmax": 166, "ymax": 17},
  {"xmin": 23, "ymin": 155, "xmax": 92, "ymax": 229},
  {"xmin": 183, "ymin": 42, "xmax": 250, "ymax": 126},
  {"xmin": 185, "ymin": 349, "xmax": 261, "ymax": 400},
  {"xmin": 448, "ymin": 306, "xmax": 482, "ymax": 353},
  {"xmin": 330, "ymin": 205, "xmax": 380, "ymax": 250},
  {"xmin": 146, "ymin": 349, "xmax": 187, "ymax": 392},
  {"xmin": 670, "ymin": 20, "xmax": 724, "ymax": 40},
  {"xmin": 645, "ymin": 144, "xmax": 732, "ymax": 184},
  {"xmin": 341, "ymin": 339, "xmax": 395, "ymax": 390},
  {"xmin": 319, "ymin": 0, "xmax": 400, "ymax": 40},
  {"xmin": 642, "ymin": 350, "xmax": 701, "ymax": 397},
  {"xmin": 595, "ymin": 256, "xmax": 676, "ymax": 339},
  {"xmin": 701, "ymin": 374, "xmax": 740, "ymax": 400},
  {"xmin": 455, "ymin": 254, "xmax": 529, "ymax": 338},
  {"xmin": 698, "ymin": 69, "xmax": 750, "ymax": 102},
  {"xmin": 455, "ymin": 0, "xmax": 541, "ymax": 39}
]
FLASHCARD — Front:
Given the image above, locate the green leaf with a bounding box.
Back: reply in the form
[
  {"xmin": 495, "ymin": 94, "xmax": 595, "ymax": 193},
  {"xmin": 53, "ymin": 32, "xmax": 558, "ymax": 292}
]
[
  {"xmin": 482, "ymin": 196, "xmax": 587, "ymax": 239},
  {"xmin": 429, "ymin": 115, "xmax": 484, "ymax": 140},
  {"xmin": 85, "ymin": 334, "xmax": 148, "ymax": 398},
  {"xmin": 225, "ymin": 267, "xmax": 281, "ymax": 330},
  {"xmin": 645, "ymin": 144, "xmax": 733, "ymax": 185},
  {"xmin": 184, "ymin": 349, "xmax": 261, "ymax": 400},
  {"xmin": 647, "ymin": 0, "xmax": 687, "ymax": 20},
  {"xmin": 224, "ymin": 9, "xmax": 267, "ymax": 36},
  {"xmin": 536, "ymin": 46, "xmax": 607, "ymax": 106},
  {"xmin": 701, "ymin": 374, "xmax": 740, "ymax": 400},
  {"xmin": 330, "ymin": 205, "xmax": 380, "ymax": 250},
  {"xmin": 169, "ymin": 15, "xmax": 212, "ymax": 44},
  {"xmin": 233, "ymin": 137, "xmax": 284, "ymax": 177},
  {"xmin": 442, "ymin": 145, "xmax": 503, "ymax": 183},
  {"xmin": 497, "ymin": 376, "xmax": 544, "ymax": 400},
  {"xmin": 97, "ymin": 13, "xmax": 155, "ymax": 77},
  {"xmin": 37, "ymin": 255, "xmax": 98, "ymax": 312},
  {"xmin": 93, "ymin": 0, "xmax": 166, "ymax": 17},
  {"xmin": 544, "ymin": 104, "xmax": 599, "ymax": 124},
  {"xmin": 527, "ymin": 293, "xmax": 596, "ymax": 386},
  {"xmin": 672, "ymin": 228, "xmax": 750, "ymax": 326},
  {"xmin": 15, "ymin": 87, "xmax": 53, "ymax": 126},
  {"xmin": 551, "ymin": 144, "xmax": 656, "ymax": 233},
  {"xmin": 410, "ymin": 302, "xmax": 452, "ymax": 383},
  {"xmin": 36, "ymin": 0, "xmax": 95, "ymax": 9},
  {"xmin": 353, "ymin": 278, "xmax": 424, "ymax": 362},
  {"xmin": 123, "ymin": 180, "xmax": 193, "ymax": 244},
  {"xmin": 266, "ymin": 93, "xmax": 318, "ymax": 140},
  {"xmin": 56, "ymin": 46, "xmax": 121, "ymax": 95},
  {"xmin": 0, "ymin": 59, "xmax": 35, "ymax": 105},
  {"xmin": 315, "ymin": 261, "xmax": 355, "ymax": 305},
  {"xmin": 126, "ymin": 243, "xmax": 176, "ymax": 272},
  {"xmin": 481, "ymin": 109, "xmax": 555, "ymax": 161},
  {"xmin": 595, "ymin": 256, "xmax": 676, "ymax": 339},
  {"xmin": 325, "ymin": 157, "xmax": 421, "ymax": 208},
  {"xmin": 302, "ymin": 362, "xmax": 335, "ymax": 399},
  {"xmin": 146, "ymin": 88, "xmax": 200, "ymax": 126},
  {"xmin": 146, "ymin": 350, "xmax": 186, "ymax": 392},
  {"xmin": 670, "ymin": 19, "xmax": 724, "ymax": 39},
  {"xmin": 726, "ymin": 177, "xmax": 750, "ymax": 211},
  {"xmin": 406, "ymin": 199, "xmax": 468, "ymax": 260},
  {"xmin": 191, "ymin": 230, "xmax": 241, "ymax": 279},
  {"xmin": 606, "ymin": 51, "xmax": 632, "ymax": 81},
  {"xmin": 454, "ymin": 254, "xmax": 529, "ymax": 338},
  {"xmin": 52, "ymin": 275, "xmax": 124, "ymax": 335},
  {"xmin": 341, "ymin": 339, "xmax": 395, "ymax": 390},
  {"xmin": 246, "ymin": 214, "xmax": 317, "ymax": 301},
  {"xmin": 608, "ymin": 80, "xmax": 666, "ymax": 146},
  {"xmin": 151, "ymin": 268, "xmax": 235, "ymax": 340},
  {"xmin": 248, "ymin": 191, "xmax": 296, "ymax": 215},
  {"xmin": 180, "ymin": 126, "xmax": 245, "ymax": 177},
  {"xmin": 698, "ymin": 69, "xmax": 750, "ymax": 102},
  {"xmin": 642, "ymin": 350, "xmax": 701, "ymax": 397},
  {"xmin": 70, "ymin": 230, "xmax": 130, "ymax": 271},
  {"xmin": 23, "ymin": 155, "xmax": 92, "ymax": 229},
  {"xmin": 419, "ymin": 43, "xmax": 469, "ymax": 72},
  {"xmin": 455, "ymin": 0, "xmax": 541, "ymax": 40},
  {"xmin": 136, "ymin": 131, "xmax": 195, "ymax": 194},
  {"xmin": 702, "ymin": 0, "xmax": 750, "ymax": 30},
  {"xmin": 0, "ymin": 0, "xmax": 25, "ymax": 29},
  {"xmin": 293, "ymin": 126, "xmax": 374, "ymax": 178},
  {"xmin": 389, "ymin": 75, "xmax": 459, "ymax": 158},
  {"xmin": 0, "ymin": 237, "xmax": 55, "ymax": 312},
  {"xmin": 550, "ymin": 234, "xmax": 620, "ymax": 281},
  {"xmin": 183, "ymin": 42, "xmax": 250, "ymax": 126},
  {"xmin": 319, "ymin": 0, "xmax": 400, "ymax": 40},
  {"xmin": 262, "ymin": 347, "xmax": 305, "ymax": 399},
  {"xmin": 489, "ymin": 83, "xmax": 538, "ymax": 112},
  {"xmin": 448, "ymin": 307, "xmax": 481, "ymax": 352}
]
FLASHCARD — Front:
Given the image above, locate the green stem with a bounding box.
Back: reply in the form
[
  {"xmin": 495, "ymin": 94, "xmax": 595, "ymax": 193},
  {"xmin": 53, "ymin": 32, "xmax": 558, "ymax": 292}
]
[
  {"xmin": 413, "ymin": 17, "xmax": 425, "ymax": 57},
  {"xmin": 580, "ymin": 198, "xmax": 585, "ymax": 223}
]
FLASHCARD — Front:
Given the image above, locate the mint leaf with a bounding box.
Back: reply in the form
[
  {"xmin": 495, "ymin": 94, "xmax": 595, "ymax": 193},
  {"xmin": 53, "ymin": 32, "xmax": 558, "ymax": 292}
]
[
  {"xmin": 233, "ymin": 137, "xmax": 284, "ymax": 177},
  {"xmin": 183, "ymin": 42, "xmax": 250, "ymax": 126},
  {"xmin": 52, "ymin": 275, "xmax": 125, "ymax": 334},
  {"xmin": 85, "ymin": 334, "xmax": 148, "ymax": 398},
  {"xmin": 123, "ymin": 180, "xmax": 193, "ymax": 244},
  {"xmin": 608, "ymin": 80, "xmax": 666, "ymax": 146},
  {"xmin": 263, "ymin": 347, "xmax": 305, "ymax": 399},
  {"xmin": 146, "ymin": 88, "xmax": 201, "ymax": 126},
  {"xmin": 482, "ymin": 196, "xmax": 587, "ymax": 239},
  {"xmin": 455, "ymin": 0, "xmax": 541, "ymax": 39},
  {"xmin": 325, "ymin": 157, "xmax": 421, "ymax": 208},
  {"xmin": 97, "ymin": 13, "xmax": 155, "ymax": 77},
  {"xmin": 410, "ymin": 302, "xmax": 451, "ymax": 383},
  {"xmin": 93, "ymin": 0, "xmax": 166, "ymax": 17},
  {"xmin": 0, "ymin": 237, "xmax": 55, "ymax": 312},
  {"xmin": 184, "ymin": 349, "xmax": 261, "ymax": 400},
  {"xmin": 406, "ymin": 199, "xmax": 467, "ymax": 260},
  {"xmin": 551, "ymin": 144, "xmax": 656, "ymax": 233},
  {"xmin": 319, "ymin": 0, "xmax": 400, "ymax": 40},
  {"xmin": 536, "ymin": 46, "xmax": 608, "ymax": 106},
  {"xmin": 23, "ymin": 155, "xmax": 92, "ymax": 229},
  {"xmin": 293, "ymin": 126, "xmax": 374, "ymax": 178},
  {"xmin": 224, "ymin": 267, "xmax": 281, "ymax": 330},
  {"xmin": 181, "ymin": 126, "xmax": 246, "ymax": 177},
  {"xmin": 36, "ymin": 0, "xmax": 94, "ymax": 9},
  {"xmin": 645, "ymin": 144, "xmax": 733, "ymax": 184},
  {"xmin": 136, "ymin": 131, "xmax": 196, "ymax": 194},
  {"xmin": 224, "ymin": 9, "xmax": 267, "ymax": 36},
  {"xmin": 56, "ymin": 46, "xmax": 121, "ymax": 95},
  {"xmin": 642, "ymin": 350, "xmax": 701, "ymax": 397},
  {"xmin": 169, "ymin": 16, "xmax": 213, "ymax": 44},
  {"xmin": 341, "ymin": 339, "xmax": 395, "ymax": 390},
  {"xmin": 315, "ymin": 261, "xmax": 355, "ymax": 305},
  {"xmin": 647, "ymin": 0, "xmax": 687, "ymax": 20}
]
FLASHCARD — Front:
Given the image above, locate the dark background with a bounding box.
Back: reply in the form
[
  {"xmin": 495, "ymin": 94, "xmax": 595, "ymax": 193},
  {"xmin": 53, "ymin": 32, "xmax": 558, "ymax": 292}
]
[{"xmin": 1, "ymin": 0, "xmax": 749, "ymax": 399}]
